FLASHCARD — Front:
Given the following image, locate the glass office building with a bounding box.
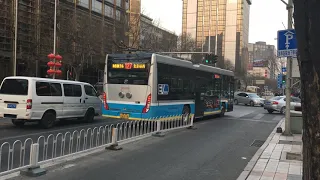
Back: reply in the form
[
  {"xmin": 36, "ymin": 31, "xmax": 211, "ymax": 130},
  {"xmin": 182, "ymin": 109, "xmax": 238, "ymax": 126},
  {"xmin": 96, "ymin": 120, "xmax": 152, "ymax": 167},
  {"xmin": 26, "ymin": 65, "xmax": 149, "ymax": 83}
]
[{"xmin": 182, "ymin": 0, "xmax": 251, "ymax": 76}]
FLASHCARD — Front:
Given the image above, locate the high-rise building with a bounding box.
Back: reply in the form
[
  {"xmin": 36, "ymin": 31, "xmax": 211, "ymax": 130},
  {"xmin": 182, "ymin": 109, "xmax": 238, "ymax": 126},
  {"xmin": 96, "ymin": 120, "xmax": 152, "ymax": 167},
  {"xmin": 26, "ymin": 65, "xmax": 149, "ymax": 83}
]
[
  {"xmin": 248, "ymin": 41, "xmax": 279, "ymax": 79},
  {"xmin": 182, "ymin": 0, "xmax": 251, "ymax": 76}
]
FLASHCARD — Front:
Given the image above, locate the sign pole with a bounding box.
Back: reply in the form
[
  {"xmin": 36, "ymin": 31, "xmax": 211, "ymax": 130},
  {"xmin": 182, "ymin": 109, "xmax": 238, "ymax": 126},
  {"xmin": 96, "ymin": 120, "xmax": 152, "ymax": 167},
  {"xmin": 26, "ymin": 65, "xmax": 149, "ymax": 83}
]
[{"xmin": 283, "ymin": 0, "xmax": 293, "ymax": 136}]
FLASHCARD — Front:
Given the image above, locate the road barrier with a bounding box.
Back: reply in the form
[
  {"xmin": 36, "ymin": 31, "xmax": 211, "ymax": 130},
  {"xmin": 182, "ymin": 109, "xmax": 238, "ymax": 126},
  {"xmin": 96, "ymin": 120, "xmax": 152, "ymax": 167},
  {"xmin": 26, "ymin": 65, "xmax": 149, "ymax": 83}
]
[{"xmin": 0, "ymin": 114, "xmax": 194, "ymax": 177}]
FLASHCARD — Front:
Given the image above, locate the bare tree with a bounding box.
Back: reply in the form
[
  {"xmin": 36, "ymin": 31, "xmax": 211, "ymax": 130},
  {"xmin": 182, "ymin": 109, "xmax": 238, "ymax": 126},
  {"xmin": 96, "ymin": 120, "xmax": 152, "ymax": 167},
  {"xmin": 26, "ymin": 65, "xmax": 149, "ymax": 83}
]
[
  {"xmin": 61, "ymin": 13, "xmax": 102, "ymax": 81},
  {"xmin": 139, "ymin": 19, "xmax": 178, "ymax": 52},
  {"xmin": 224, "ymin": 59, "xmax": 235, "ymax": 71},
  {"xmin": 177, "ymin": 33, "xmax": 196, "ymax": 52},
  {"xmin": 293, "ymin": 0, "xmax": 320, "ymax": 179}
]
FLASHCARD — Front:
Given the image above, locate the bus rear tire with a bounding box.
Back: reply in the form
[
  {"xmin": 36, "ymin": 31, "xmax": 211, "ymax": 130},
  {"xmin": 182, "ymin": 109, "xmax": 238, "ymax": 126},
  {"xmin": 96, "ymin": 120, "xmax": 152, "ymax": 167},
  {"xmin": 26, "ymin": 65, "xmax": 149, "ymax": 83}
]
[{"xmin": 182, "ymin": 105, "xmax": 190, "ymax": 122}]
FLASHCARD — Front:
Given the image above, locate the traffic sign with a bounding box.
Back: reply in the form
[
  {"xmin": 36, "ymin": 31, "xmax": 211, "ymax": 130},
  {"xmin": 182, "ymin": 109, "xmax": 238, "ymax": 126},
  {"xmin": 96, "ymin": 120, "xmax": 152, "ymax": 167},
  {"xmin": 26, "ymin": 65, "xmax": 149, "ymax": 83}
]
[
  {"xmin": 277, "ymin": 29, "xmax": 297, "ymax": 58},
  {"xmin": 282, "ymin": 67, "xmax": 287, "ymax": 73}
]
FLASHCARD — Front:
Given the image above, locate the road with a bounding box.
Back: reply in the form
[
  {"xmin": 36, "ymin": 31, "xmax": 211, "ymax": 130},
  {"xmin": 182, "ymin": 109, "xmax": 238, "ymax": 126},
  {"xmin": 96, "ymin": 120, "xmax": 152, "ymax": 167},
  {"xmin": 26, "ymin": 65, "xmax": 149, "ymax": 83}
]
[{"xmin": 6, "ymin": 105, "xmax": 284, "ymax": 180}]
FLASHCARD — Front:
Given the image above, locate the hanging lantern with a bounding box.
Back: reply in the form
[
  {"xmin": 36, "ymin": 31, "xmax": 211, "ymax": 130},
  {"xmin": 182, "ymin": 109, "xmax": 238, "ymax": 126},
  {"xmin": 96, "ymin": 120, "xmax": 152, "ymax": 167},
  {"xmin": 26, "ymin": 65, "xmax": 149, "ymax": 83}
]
[
  {"xmin": 55, "ymin": 62, "xmax": 62, "ymax": 68},
  {"xmin": 47, "ymin": 61, "xmax": 55, "ymax": 68},
  {"xmin": 55, "ymin": 69, "xmax": 62, "ymax": 75},
  {"xmin": 47, "ymin": 69, "xmax": 55, "ymax": 75},
  {"xmin": 55, "ymin": 54, "xmax": 62, "ymax": 61},
  {"xmin": 47, "ymin": 53, "xmax": 55, "ymax": 60}
]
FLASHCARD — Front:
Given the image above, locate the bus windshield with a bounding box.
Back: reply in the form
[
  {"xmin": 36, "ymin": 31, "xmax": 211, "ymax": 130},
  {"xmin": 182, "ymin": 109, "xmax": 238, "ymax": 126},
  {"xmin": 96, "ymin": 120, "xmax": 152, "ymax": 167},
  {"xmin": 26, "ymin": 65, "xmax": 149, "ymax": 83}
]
[{"xmin": 107, "ymin": 58, "xmax": 151, "ymax": 85}]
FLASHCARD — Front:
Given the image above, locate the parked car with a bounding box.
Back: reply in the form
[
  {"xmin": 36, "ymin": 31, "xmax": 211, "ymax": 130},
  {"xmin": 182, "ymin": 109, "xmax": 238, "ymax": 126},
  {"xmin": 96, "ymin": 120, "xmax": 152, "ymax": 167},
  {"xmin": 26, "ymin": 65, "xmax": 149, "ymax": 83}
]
[
  {"xmin": 0, "ymin": 76, "xmax": 101, "ymax": 128},
  {"xmin": 234, "ymin": 92, "xmax": 265, "ymax": 107},
  {"xmin": 264, "ymin": 96, "xmax": 301, "ymax": 114}
]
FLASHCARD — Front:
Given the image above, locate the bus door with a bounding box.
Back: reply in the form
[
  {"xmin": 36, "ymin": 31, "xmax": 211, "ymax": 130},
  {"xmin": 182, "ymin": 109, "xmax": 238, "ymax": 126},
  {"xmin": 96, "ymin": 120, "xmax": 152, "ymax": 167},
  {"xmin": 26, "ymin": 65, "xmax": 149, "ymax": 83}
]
[{"xmin": 194, "ymin": 78, "xmax": 205, "ymax": 117}]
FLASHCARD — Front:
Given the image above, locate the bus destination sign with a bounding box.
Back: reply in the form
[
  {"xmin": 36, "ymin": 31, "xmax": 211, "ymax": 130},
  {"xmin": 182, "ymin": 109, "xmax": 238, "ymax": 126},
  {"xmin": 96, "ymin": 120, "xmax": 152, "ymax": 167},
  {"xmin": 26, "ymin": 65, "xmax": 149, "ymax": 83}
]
[{"xmin": 111, "ymin": 63, "xmax": 146, "ymax": 69}]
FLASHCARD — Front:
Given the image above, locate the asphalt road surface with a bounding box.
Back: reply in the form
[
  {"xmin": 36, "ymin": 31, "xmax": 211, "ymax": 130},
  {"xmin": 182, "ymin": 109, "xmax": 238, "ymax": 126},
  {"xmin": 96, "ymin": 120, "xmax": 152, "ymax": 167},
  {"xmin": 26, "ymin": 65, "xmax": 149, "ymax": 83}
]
[{"xmin": 7, "ymin": 105, "xmax": 284, "ymax": 180}]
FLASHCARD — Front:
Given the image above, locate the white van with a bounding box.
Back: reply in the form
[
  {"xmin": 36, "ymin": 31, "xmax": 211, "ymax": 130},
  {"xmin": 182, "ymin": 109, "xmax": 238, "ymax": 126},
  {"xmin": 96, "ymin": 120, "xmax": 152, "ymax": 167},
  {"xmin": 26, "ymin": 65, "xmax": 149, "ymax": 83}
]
[{"xmin": 0, "ymin": 76, "xmax": 101, "ymax": 128}]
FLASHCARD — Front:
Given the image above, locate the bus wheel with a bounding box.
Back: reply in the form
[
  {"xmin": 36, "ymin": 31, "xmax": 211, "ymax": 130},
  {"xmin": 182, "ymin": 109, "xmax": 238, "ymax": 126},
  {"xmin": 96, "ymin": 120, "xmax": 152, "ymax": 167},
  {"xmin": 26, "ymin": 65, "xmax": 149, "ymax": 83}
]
[
  {"xmin": 220, "ymin": 105, "xmax": 226, "ymax": 117},
  {"xmin": 182, "ymin": 105, "xmax": 190, "ymax": 122}
]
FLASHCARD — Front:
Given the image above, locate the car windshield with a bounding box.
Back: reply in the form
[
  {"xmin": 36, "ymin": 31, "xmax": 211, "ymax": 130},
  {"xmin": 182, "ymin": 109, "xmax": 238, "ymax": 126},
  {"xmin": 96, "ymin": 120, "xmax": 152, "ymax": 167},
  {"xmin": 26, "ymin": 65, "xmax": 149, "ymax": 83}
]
[{"xmin": 248, "ymin": 94, "xmax": 260, "ymax": 98}]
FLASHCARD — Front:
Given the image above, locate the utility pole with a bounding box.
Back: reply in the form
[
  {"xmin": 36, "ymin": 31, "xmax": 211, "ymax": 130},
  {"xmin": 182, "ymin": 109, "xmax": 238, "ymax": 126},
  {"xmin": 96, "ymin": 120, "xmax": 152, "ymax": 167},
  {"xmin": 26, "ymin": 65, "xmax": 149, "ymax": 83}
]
[
  {"xmin": 208, "ymin": 0, "xmax": 212, "ymax": 53},
  {"xmin": 201, "ymin": 0, "xmax": 205, "ymax": 52},
  {"xmin": 52, "ymin": 0, "xmax": 58, "ymax": 79},
  {"xmin": 215, "ymin": 0, "xmax": 219, "ymax": 55},
  {"xmin": 13, "ymin": 0, "xmax": 18, "ymax": 76},
  {"xmin": 283, "ymin": 0, "xmax": 294, "ymax": 135}
]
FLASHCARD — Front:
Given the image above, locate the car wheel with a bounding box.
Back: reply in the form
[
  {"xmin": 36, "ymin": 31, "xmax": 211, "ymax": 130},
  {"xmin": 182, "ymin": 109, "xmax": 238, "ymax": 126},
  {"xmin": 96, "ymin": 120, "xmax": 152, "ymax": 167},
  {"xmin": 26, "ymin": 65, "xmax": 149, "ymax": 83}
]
[
  {"xmin": 12, "ymin": 119, "xmax": 25, "ymax": 127},
  {"xmin": 41, "ymin": 111, "xmax": 56, "ymax": 129},
  {"xmin": 234, "ymin": 99, "xmax": 238, "ymax": 105},
  {"xmin": 250, "ymin": 101, "xmax": 254, "ymax": 106},
  {"xmin": 84, "ymin": 109, "xmax": 95, "ymax": 123},
  {"xmin": 267, "ymin": 110, "xmax": 274, "ymax": 114},
  {"xmin": 280, "ymin": 107, "xmax": 286, "ymax": 114}
]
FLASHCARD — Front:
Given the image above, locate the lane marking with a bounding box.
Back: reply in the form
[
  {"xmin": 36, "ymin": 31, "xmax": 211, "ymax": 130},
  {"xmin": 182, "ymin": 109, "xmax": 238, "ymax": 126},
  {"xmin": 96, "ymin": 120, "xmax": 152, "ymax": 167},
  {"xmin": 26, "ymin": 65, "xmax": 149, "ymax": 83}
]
[
  {"xmin": 272, "ymin": 116, "xmax": 283, "ymax": 121},
  {"xmin": 253, "ymin": 114, "xmax": 265, "ymax": 120},
  {"xmin": 223, "ymin": 117, "xmax": 276, "ymax": 124}
]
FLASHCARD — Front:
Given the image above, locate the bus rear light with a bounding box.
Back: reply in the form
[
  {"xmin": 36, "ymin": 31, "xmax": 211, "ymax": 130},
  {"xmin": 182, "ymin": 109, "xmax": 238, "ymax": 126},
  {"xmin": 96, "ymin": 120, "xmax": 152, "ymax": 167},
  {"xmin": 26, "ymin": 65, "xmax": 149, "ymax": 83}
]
[
  {"xmin": 142, "ymin": 94, "xmax": 151, "ymax": 113},
  {"xmin": 26, "ymin": 99, "xmax": 32, "ymax": 109},
  {"xmin": 103, "ymin": 92, "xmax": 109, "ymax": 110}
]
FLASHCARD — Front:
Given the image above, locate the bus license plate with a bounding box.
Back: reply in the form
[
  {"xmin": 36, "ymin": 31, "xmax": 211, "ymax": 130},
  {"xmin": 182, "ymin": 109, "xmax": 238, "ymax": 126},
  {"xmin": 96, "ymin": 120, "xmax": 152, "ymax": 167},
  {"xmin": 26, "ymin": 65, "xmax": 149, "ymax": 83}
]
[
  {"xmin": 120, "ymin": 113, "xmax": 129, "ymax": 119},
  {"xmin": 7, "ymin": 104, "xmax": 17, "ymax": 109}
]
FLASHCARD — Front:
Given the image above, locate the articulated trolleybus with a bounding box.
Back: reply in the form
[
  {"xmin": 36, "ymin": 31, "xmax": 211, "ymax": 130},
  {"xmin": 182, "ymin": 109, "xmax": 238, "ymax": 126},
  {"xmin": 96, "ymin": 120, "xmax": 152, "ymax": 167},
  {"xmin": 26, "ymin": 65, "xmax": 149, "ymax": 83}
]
[{"xmin": 102, "ymin": 52, "xmax": 235, "ymax": 121}]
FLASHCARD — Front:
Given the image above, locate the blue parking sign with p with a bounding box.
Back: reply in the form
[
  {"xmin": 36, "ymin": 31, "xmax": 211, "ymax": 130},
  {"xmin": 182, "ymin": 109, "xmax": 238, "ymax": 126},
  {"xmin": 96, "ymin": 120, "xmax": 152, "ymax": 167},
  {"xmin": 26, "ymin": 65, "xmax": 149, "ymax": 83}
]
[{"xmin": 277, "ymin": 29, "xmax": 297, "ymax": 58}]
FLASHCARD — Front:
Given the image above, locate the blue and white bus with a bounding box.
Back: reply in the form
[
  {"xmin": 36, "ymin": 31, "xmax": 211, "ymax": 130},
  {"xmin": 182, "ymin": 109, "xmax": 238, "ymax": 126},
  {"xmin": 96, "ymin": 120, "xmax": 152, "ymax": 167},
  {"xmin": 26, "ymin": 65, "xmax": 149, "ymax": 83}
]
[{"xmin": 102, "ymin": 52, "xmax": 234, "ymax": 120}]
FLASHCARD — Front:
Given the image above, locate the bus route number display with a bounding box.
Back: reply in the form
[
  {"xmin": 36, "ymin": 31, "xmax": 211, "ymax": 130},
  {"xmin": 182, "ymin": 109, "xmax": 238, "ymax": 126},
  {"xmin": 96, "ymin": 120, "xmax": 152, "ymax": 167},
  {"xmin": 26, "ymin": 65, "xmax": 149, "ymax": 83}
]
[{"xmin": 111, "ymin": 63, "xmax": 146, "ymax": 69}]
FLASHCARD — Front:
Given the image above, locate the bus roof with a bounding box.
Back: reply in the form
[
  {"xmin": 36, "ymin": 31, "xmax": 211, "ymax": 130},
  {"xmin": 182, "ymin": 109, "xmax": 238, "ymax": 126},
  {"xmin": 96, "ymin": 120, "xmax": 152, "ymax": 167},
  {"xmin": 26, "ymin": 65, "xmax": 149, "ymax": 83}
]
[
  {"xmin": 153, "ymin": 53, "xmax": 234, "ymax": 77},
  {"xmin": 106, "ymin": 52, "xmax": 234, "ymax": 77}
]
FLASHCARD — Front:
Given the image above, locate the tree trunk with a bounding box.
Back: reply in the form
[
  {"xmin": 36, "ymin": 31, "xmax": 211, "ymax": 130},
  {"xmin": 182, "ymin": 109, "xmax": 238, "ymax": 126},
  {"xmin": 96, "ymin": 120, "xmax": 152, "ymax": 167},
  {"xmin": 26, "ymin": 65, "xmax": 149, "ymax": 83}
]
[{"xmin": 293, "ymin": 0, "xmax": 320, "ymax": 179}]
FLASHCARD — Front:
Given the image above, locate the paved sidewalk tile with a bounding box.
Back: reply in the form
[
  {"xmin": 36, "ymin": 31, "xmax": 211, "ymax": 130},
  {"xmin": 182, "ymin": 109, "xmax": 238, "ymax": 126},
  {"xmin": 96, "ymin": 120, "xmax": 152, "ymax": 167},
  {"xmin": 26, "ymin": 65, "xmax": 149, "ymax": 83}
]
[{"xmin": 237, "ymin": 120, "xmax": 303, "ymax": 180}]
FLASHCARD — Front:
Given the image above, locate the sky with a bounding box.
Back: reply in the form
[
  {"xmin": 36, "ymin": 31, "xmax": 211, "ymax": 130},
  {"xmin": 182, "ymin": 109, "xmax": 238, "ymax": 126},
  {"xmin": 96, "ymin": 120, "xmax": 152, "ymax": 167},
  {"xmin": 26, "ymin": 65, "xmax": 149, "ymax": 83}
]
[{"xmin": 141, "ymin": 0, "xmax": 289, "ymax": 47}]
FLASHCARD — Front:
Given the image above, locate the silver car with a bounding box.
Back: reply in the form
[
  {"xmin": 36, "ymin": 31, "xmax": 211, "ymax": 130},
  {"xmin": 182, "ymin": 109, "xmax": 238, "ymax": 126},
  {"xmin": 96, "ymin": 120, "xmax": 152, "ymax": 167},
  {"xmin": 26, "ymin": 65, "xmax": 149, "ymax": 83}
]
[
  {"xmin": 264, "ymin": 96, "xmax": 301, "ymax": 114},
  {"xmin": 234, "ymin": 92, "xmax": 265, "ymax": 106}
]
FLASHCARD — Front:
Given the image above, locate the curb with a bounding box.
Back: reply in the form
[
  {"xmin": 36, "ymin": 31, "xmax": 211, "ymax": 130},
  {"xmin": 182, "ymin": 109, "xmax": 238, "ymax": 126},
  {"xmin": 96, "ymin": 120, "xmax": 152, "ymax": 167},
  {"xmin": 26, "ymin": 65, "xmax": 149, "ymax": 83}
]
[{"xmin": 236, "ymin": 118, "xmax": 285, "ymax": 180}]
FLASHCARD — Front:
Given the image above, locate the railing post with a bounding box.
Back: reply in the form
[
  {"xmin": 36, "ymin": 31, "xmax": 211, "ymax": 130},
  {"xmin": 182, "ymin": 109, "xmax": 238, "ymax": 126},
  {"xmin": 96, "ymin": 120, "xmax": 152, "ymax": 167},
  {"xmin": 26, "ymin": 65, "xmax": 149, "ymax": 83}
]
[
  {"xmin": 187, "ymin": 114, "xmax": 197, "ymax": 130},
  {"xmin": 20, "ymin": 143, "xmax": 46, "ymax": 177},
  {"xmin": 152, "ymin": 120, "xmax": 165, "ymax": 137},
  {"xmin": 106, "ymin": 128, "xmax": 122, "ymax": 150}
]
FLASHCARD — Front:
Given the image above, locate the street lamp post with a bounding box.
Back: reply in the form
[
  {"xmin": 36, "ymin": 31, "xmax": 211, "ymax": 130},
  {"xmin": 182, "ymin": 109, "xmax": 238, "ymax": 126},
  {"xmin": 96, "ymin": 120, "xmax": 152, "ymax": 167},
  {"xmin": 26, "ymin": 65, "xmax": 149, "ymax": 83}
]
[
  {"xmin": 281, "ymin": 0, "xmax": 294, "ymax": 136},
  {"xmin": 13, "ymin": 0, "xmax": 18, "ymax": 76},
  {"xmin": 52, "ymin": 0, "xmax": 58, "ymax": 79}
]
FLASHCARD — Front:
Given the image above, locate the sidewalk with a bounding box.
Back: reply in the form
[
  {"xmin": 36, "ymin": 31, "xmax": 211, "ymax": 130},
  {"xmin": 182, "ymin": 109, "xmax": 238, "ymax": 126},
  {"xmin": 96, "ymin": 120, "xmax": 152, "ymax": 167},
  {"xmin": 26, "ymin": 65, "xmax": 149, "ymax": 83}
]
[{"xmin": 238, "ymin": 119, "xmax": 303, "ymax": 180}]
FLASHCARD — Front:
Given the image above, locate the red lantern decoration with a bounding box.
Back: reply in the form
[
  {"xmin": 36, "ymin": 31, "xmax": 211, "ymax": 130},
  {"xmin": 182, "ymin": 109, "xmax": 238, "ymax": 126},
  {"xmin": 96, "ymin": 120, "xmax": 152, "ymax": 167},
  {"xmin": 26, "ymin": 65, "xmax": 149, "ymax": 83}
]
[
  {"xmin": 47, "ymin": 61, "xmax": 55, "ymax": 68},
  {"xmin": 47, "ymin": 53, "xmax": 55, "ymax": 59},
  {"xmin": 55, "ymin": 55, "xmax": 62, "ymax": 61},
  {"xmin": 55, "ymin": 62, "xmax": 62, "ymax": 68},
  {"xmin": 55, "ymin": 70, "xmax": 62, "ymax": 75},
  {"xmin": 47, "ymin": 69, "xmax": 55, "ymax": 75}
]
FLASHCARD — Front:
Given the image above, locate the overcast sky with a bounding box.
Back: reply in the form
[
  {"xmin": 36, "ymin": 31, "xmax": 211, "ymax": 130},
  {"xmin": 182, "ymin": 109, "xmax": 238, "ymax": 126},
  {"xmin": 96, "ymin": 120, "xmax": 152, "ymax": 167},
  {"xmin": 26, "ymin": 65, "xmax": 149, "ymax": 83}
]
[{"xmin": 141, "ymin": 0, "xmax": 289, "ymax": 47}]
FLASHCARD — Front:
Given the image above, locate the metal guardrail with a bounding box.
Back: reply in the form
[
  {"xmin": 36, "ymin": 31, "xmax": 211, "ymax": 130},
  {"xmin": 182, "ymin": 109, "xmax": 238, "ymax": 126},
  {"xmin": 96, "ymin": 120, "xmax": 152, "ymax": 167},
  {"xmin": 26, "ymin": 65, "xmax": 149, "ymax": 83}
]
[{"xmin": 0, "ymin": 114, "xmax": 194, "ymax": 176}]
